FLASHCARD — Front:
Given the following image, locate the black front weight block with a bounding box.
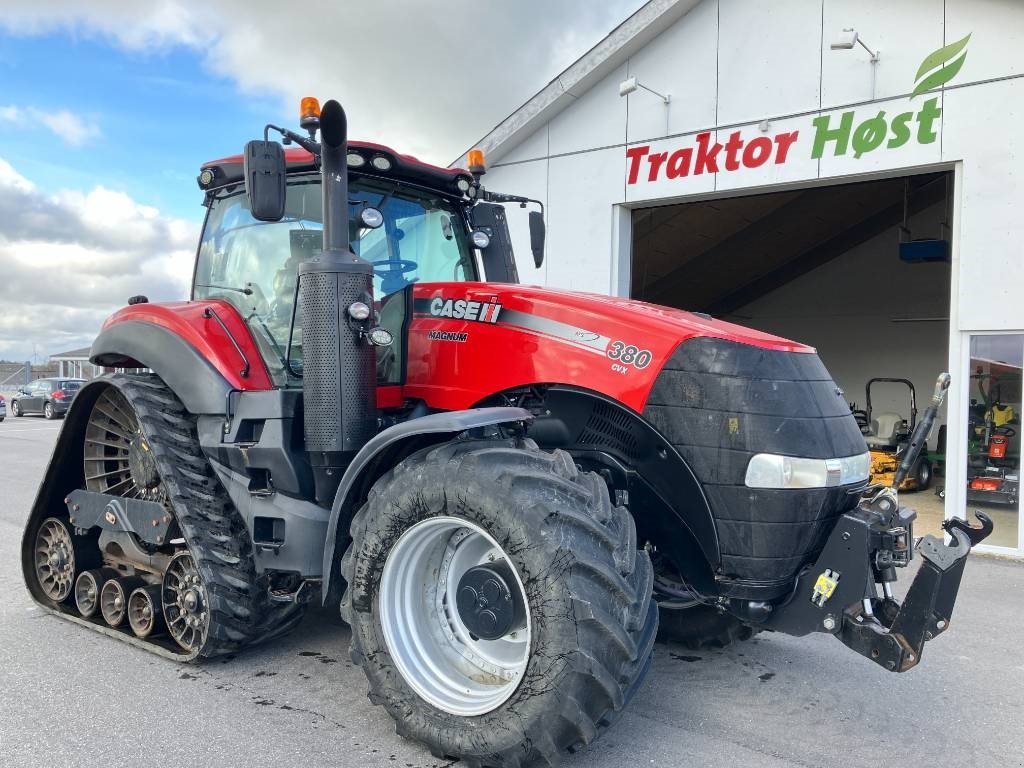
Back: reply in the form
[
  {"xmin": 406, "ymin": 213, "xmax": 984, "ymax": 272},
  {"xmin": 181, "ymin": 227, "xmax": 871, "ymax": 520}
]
[{"xmin": 766, "ymin": 509, "xmax": 992, "ymax": 672}]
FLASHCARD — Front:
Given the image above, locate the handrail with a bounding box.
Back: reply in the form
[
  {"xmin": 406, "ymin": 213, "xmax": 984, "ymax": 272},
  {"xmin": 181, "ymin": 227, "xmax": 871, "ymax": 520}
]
[{"xmin": 202, "ymin": 306, "xmax": 250, "ymax": 379}]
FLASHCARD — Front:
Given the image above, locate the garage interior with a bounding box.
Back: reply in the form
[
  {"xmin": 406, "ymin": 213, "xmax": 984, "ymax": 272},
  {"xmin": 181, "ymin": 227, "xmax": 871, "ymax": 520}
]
[{"xmin": 630, "ymin": 171, "xmax": 973, "ymax": 541}]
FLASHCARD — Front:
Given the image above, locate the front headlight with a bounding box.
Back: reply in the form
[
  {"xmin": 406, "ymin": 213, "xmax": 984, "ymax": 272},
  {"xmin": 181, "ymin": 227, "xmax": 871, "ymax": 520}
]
[{"xmin": 744, "ymin": 452, "xmax": 870, "ymax": 489}]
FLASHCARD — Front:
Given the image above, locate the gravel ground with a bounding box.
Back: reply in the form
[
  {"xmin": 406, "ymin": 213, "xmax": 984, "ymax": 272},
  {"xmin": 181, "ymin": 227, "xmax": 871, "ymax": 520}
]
[{"xmin": 2, "ymin": 417, "xmax": 1022, "ymax": 768}]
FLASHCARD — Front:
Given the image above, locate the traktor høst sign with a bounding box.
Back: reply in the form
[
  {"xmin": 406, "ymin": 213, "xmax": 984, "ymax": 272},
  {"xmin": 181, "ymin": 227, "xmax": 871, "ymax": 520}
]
[{"xmin": 625, "ymin": 34, "xmax": 969, "ymax": 186}]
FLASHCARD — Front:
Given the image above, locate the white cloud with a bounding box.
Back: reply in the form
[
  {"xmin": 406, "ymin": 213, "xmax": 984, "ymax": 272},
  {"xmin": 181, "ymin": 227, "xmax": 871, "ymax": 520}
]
[
  {"xmin": 0, "ymin": 105, "xmax": 101, "ymax": 146},
  {"xmin": 0, "ymin": 0, "xmax": 645, "ymax": 163},
  {"xmin": 38, "ymin": 109, "xmax": 101, "ymax": 146},
  {"xmin": 0, "ymin": 156, "xmax": 196, "ymax": 361}
]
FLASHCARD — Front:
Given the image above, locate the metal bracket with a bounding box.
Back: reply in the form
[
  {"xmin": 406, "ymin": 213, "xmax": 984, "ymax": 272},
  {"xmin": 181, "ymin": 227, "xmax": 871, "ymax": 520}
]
[
  {"xmin": 66, "ymin": 489, "xmax": 171, "ymax": 546},
  {"xmin": 942, "ymin": 511, "xmax": 993, "ymax": 547}
]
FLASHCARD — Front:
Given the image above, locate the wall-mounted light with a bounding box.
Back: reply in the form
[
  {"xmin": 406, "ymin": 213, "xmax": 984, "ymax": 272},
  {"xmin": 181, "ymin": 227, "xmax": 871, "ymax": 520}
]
[
  {"xmin": 830, "ymin": 28, "xmax": 881, "ymax": 98},
  {"xmin": 619, "ymin": 76, "xmax": 671, "ymax": 134},
  {"xmin": 618, "ymin": 75, "xmax": 671, "ymax": 104},
  {"xmin": 830, "ymin": 28, "xmax": 880, "ymax": 62}
]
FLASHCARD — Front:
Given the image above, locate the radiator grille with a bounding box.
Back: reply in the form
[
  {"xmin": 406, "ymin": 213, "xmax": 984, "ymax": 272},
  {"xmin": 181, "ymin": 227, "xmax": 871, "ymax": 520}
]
[{"xmin": 578, "ymin": 401, "xmax": 641, "ymax": 460}]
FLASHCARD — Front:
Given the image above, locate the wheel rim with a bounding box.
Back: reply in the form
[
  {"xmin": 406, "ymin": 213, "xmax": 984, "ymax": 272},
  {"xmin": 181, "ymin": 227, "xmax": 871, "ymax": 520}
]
[
  {"xmin": 34, "ymin": 518, "xmax": 76, "ymax": 602},
  {"xmin": 44, "ymin": 403, "xmax": 52, "ymax": 418},
  {"xmin": 378, "ymin": 516, "xmax": 531, "ymax": 716},
  {"xmin": 74, "ymin": 570, "xmax": 103, "ymax": 617},
  {"xmin": 128, "ymin": 586, "xmax": 161, "ymax": 638},
  {"xmin": 100, "ymin": 579, "xmax": 129, "ymax": 626},
  {"xmin": 163, "ymin": 552, "xmax": 209, "ymax": 652},
  {"xmin": 84, "ymin": 387, "xmax": 161, "ymax": 501}
]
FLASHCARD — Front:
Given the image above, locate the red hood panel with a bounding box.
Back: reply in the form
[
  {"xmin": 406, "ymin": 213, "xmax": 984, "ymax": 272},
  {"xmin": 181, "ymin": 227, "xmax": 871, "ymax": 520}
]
[{"xmin": 403, "ymin": 283, "xmax": 812, "ymax": 413}]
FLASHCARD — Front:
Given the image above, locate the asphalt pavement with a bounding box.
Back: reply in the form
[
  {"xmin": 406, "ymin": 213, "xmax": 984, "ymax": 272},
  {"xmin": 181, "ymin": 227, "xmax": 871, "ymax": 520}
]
[{"xmin": 2, "ymin": 417, "xmax": 1022, "ymax": 768}]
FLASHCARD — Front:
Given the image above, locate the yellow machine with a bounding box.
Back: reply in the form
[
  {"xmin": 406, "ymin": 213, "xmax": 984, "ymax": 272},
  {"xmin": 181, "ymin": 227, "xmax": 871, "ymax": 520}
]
[{"xmin": 855, "ymin": 378, "xmax": 933, "ymax": 491}]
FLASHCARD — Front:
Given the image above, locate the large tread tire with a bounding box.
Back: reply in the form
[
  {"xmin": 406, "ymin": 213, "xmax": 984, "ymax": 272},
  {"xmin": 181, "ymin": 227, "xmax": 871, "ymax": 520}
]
[
  {"xmin": 657, "ymin": 603, "xmax": 757, "ymax": 649},
  {"xmin": 112, "ymin": 374, "xmax": 303, "ymax": 656},
  {"xmin": 341, "ymin": 438, "xmax": 657, "ymax": 768}
]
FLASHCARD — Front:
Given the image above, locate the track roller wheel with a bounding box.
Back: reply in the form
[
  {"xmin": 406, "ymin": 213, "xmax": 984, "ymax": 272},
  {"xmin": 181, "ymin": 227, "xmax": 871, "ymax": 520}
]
[
  {"xmin": 76, "ymin": 374, "xmax": 302, "ymax": 657},
  {"xmin": 74, "ymin": 568, "xmax": 119, "ymax": 618},
  {"xmin": 100, "ymin": 577, "xmax": 145, "ymax": 627},
  {"xmin": 163, "ymin": 552, "xmax": 210, "ymax": 653},
  {"xmin": 34, "ymin": 518, "xmax": 81, "ymax": 603},
  {"xmin": 128, "ymin": 585, "xmax": 165, "ymax": 638}
]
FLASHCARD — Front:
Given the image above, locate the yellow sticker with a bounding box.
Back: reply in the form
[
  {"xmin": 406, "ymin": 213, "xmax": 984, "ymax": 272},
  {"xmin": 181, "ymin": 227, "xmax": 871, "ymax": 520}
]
[
  {"xmin": 813, "ymin": 573, "xmax": 838, "ymax": 599},
  {"xmin": 728, "ymin": 417, "xmax": 739, "ymax": 435}
]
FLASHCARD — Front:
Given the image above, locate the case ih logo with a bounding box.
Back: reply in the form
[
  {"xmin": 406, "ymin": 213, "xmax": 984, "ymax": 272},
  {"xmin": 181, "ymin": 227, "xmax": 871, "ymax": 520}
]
[
  {"xmin": 429, "ymin": 296, "xmax": 502, "ymax": 323},
  {"xmin": 626, "ymin": 35, "xmax": 969, "ymax": 185}
]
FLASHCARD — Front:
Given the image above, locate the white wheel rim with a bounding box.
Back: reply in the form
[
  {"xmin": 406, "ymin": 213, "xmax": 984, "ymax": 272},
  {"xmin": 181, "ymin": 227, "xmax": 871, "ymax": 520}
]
[{"xmin": 378, "ymin": 516, "xmax": 531, "ymax": 716}]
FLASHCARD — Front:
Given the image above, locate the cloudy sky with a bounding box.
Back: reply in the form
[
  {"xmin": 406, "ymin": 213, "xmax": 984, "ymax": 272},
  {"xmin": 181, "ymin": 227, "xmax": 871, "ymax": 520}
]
[{"xmin": 0, "ymin": 0, "xmax": 645, "ymax": 362}]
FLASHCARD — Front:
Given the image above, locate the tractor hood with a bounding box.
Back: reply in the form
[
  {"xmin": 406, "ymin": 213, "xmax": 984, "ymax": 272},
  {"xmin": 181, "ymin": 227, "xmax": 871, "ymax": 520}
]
[{"xmin": 400, "ymin": 282, "xmax": 814, "ymax": 413}]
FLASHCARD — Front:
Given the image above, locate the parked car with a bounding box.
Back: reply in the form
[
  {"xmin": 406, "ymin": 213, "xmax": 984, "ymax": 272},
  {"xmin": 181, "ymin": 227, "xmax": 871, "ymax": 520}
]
[
  {"xmin": 10, "ymin": 378, "xmax": 85, "ymax": 419},
  {"xmin": 0, "ymin": 394, "xmax": 6, "ymax": 421}
]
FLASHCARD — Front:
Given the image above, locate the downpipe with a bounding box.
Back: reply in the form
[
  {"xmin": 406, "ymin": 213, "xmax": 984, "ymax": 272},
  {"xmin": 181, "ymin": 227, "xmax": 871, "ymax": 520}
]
[{"xmin": 298, "ymin": 100, "xmax": 378, "ymax": 505}]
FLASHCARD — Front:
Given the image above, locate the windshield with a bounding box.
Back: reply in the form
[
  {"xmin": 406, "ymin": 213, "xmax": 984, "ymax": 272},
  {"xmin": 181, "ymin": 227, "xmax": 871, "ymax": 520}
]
[{"xmin": 193, "ymin": 174, "xmax": 476, "ymax": 385}]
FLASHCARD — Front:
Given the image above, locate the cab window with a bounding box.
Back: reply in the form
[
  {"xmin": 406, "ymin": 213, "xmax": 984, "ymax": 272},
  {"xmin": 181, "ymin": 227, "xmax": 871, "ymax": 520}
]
[{"xmin": 194, "ymin": 175, "xmax": 476, "ymax": 386}]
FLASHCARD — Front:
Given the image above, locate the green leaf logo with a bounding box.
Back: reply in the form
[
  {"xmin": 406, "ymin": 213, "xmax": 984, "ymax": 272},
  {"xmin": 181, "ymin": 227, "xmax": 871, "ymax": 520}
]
[{"xmin": 911, "ymin": 33, "xmax": 970, "ymax": 98}]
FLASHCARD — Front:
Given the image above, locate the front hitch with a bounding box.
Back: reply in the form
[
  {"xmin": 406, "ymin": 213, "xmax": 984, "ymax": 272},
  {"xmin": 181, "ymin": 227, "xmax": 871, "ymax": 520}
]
[
  {"xmin": 765, "ymin": 507, "xmax": 992, "ymax": 672},
  {"xmin": 838, "ymin": 513, "xmax": 991, "ymax": 671}
]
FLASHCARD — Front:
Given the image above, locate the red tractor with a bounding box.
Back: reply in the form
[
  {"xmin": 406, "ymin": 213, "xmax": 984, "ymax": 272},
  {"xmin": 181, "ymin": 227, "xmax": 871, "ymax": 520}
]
[{"xmin": 23, "ymin": 99, "xmax": 991, "ymax": 767}]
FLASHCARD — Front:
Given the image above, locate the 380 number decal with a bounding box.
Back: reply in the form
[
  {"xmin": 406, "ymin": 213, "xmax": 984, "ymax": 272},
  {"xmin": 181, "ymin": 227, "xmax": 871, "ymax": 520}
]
[{"xmin": 606, "ymin": 341, "xmax": 653, "ymax": 369}]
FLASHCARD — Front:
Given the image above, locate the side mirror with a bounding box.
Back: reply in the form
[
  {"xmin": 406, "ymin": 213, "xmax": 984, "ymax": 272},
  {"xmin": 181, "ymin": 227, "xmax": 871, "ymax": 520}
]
[
  {"xmin": 528, "ymin": 210, "xmax": 546, "ymax": 268},
  {"xmin": 243, "ymin": 140, "xmax": 287, "ymax": 222}
]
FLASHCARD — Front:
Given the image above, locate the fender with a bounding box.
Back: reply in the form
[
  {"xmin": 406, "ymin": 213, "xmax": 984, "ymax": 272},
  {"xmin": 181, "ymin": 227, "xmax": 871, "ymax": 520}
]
[
  {"xmin": 503, "ymin": 386, "xmax": 721, "ymax": 590},
  {"xmin": 320, "ymin": 406, "xmax": 533, "ymax": 606},
  {"xmin": 90, "ymin": 300, "xmax": 273, "ymax": 415}
]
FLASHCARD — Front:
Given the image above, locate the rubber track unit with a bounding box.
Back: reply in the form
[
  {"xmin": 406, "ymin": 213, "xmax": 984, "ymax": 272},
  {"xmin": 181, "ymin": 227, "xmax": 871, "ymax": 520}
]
[
  {"xmin": 341, "ymin": 438, "xmax": 658, "ymax": 768},
  {"xmin": 31, "ymin": 374, "xmax": 303, "ymax": 660},
  {"xmin": 657, "ymin": 603, "xmax": 758, "ymax": 650}
]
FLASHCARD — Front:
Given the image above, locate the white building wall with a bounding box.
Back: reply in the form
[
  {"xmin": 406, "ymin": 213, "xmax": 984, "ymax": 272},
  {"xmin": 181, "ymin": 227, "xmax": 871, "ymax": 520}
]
[
  {"xmin": 488, "ymin": 0, "xmax": 1024, "ymax": 334},
  {"xmin": 481, "ymin": 0, "xmax": 1024, "ymax": 553}
]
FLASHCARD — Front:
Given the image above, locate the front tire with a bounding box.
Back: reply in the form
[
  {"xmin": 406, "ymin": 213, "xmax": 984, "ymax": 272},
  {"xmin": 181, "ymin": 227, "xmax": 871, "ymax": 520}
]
[
  {"xmin": 341, "ymin": 438, "xmax": 657, "ymax": 768},
  {"xmin": 12, "ymin": 400, "xmax": 21, "ymax": 417}
]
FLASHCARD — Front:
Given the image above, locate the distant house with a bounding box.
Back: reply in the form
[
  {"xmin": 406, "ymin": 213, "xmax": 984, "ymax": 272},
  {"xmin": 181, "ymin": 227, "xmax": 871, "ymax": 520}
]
[{"xmin": 50, "ymin": 347, "xmax": 104, "ymax": 380}]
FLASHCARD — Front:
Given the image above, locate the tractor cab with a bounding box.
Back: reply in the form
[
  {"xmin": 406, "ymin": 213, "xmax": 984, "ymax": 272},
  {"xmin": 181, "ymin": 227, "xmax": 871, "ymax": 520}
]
[{"xmin": 193, "ymin": 138, "xmax": 541, "ymax": 388}]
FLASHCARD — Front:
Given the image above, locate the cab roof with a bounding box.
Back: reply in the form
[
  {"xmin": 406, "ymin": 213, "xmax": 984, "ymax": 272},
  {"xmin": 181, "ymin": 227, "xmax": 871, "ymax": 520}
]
[{"xmin": 201, "ymin": 142, "xmax": 470, "ymax": 194}]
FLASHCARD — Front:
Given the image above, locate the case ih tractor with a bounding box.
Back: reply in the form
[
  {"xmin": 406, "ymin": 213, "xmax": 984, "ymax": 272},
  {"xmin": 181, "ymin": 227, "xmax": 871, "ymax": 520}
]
[{"xmin": 23, "ymin": 99, "xmax": 992, "ymax": 767}]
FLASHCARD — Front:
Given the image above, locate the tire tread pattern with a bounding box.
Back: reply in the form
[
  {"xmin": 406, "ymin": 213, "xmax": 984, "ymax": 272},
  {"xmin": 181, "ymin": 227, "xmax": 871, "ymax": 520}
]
[
  {"xmin": 342, "ymin": 438, "xmax": 658, "ymax": 768},
  {"xmin": 112, "ymin": 374, "xmax": 302, "ymax": 657}
]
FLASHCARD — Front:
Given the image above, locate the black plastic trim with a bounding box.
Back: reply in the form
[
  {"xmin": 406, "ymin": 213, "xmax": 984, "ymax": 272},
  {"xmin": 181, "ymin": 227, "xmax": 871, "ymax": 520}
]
[
  {"xmin": 320, "ymin": 407, "xmax": 533, "ymax": 606},
  {"xmin": 90, "ymin": 320, "xmax": 232, "ymax": 415},
  {"xmin": 517, "ymin": 387, "xmax": 720, "ymax": 577},
  {"xmin": 643, "ymin": 336, "xmax": 867, "ymax": 593}
]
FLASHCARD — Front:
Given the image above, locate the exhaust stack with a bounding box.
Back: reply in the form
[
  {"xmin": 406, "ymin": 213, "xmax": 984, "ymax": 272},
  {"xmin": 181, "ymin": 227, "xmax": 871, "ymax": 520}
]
[{"xmin": 298, "ymin": 99, "xmax": 377, "ymax": 505}]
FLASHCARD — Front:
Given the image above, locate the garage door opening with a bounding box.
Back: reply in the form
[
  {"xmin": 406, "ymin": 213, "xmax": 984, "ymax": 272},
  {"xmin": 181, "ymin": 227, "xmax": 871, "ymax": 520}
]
[{"xmin": 631, "ymin": 171, "xmax": 954, "ymax": 536}]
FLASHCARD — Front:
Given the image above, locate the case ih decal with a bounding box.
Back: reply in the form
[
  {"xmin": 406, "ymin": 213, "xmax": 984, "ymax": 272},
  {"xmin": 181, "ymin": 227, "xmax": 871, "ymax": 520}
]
[
  {"xmin": 627, "ymin": 35, "xmax": 969, "ymax": 185},
  {"xmin": 428, "ymin": 296, "xmax": 502, "ymax": 323}
]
